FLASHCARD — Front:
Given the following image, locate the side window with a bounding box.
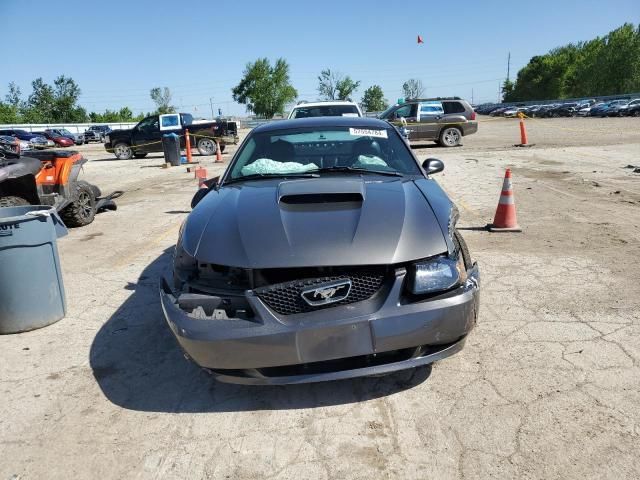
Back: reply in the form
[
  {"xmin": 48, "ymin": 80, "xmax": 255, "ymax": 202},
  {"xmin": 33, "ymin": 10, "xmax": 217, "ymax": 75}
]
[
  {"xmin": 419, "ymin": 103, "xmax": 444, "ymax": 116},
  {"xmin": 138, "ymin": 116, "xmax": 159, "ymax": 131},
  {"xmin": 394, "ymin": 104, "xmax": 416, "ymax": 119},
  {"xmin": 443, "ymin": 101, "xmax": 466, "ymax": 114}
]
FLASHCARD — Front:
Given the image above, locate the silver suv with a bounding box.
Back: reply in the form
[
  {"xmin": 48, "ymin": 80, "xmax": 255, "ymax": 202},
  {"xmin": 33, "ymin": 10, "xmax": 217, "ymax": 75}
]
[{"xmin": 379, "ymin": 97, "xmax": 478, "ymax": 147}]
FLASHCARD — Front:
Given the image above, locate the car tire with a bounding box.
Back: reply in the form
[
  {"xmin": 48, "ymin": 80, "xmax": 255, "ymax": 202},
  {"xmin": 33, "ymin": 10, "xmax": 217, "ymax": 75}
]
[
  {"xmin": 113, "ymin": 142, "xmax": 133, "ymax": 160},
  {"xmin": 60, "ymin": 181, "xmax": 95, "ymax": 227},
  {"xmin": 220, "ymin": 144, "xmax": 226, "ymax": 153},
  {"xmin": 0, "ymin": 196, "xmax": 30, "ymax": 207},
  {"xmin": 197, "ymin": 137, "xmax": 217, "ymax": 156},
  {"xmin": 134, "ymin": 153, "xmax": 148, "ymax": 159},
  {"xmin": 439, "ymin": 127, "xmax": 462, "ymax": 147},
  {"xmin": 454, "ymin": 229, "xmax": 472, "ymax": 269}
]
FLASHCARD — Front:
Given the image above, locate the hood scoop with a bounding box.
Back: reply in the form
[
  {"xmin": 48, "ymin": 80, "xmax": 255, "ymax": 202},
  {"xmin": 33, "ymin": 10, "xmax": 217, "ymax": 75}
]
[{"xmin": 278, "ymin": 178, "xmax": 365, "ymax": 205}]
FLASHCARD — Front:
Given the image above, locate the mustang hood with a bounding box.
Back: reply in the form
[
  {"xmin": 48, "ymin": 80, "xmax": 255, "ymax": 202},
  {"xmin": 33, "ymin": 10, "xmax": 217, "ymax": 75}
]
[{"xmin": 182, "ymin": 177, "xmax": 449, "ymax": 268}]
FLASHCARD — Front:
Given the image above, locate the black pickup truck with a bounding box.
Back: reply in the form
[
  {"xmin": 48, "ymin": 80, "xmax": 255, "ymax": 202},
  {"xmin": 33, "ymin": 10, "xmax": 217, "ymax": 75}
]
[{"xmin": 104, "ymin": 113, "xmax": 239, "ymax": 160}]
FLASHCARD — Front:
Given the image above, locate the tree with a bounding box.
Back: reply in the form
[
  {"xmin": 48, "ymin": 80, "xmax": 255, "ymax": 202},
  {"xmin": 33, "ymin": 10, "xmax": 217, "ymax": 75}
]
[
  {"xmin": 24, "ymin": 78, "xmax": 55, "ymax": 123},
  {"xmin": 361, "ymin": 85, "xmax": 387, "ymax": 112},
  {"xmin": 52, "ymin": 75, "xmax": 85, "ymax": 122},
  {"xmin": 318, "ymin": 69, "xmax": 361, "ymax": 100},
  {"xmin": 150, "ymin": 87, "xmax": 175, "ymax": 114},
  {"xmin": 5, "ymin": 82, "xmax": 22, "ymax": 108},
  {"xmin": 317, "ymin": 69, "xmax": 339, "ymax": 100},
  {"xmin": 501, "ymin": 79, "xmax": 515, "ymax": 102},
  {"xmin": 232, "ymin": 58, "xmax": 298, "ymax": 118},
  {"xmin": 506, "ymin": 23, "xmax": 640, "ymax": 101},
  {"xmin": 402, "ymin": 79, "xmax": 424, "ymax": 99}
]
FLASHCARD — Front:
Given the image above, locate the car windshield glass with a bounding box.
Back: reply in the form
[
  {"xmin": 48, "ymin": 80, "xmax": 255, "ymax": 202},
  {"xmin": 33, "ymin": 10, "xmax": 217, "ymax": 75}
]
[
  {"xmin": 228, "ymin": 126, "xmax": 421, "ymax": 181},
  {"xmin": 292, "ymin": 105, "xmax": 359, "ymax": 118}
]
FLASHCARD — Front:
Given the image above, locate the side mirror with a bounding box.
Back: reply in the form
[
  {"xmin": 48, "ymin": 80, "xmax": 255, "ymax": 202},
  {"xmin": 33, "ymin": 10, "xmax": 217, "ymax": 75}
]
[
  {"xmin": 422, "ymin": 158, "xmax": 444, "ymax": 175},
  {"xmin": 190, "ymin": 176, "xmax": 220, "ymax": 208}
]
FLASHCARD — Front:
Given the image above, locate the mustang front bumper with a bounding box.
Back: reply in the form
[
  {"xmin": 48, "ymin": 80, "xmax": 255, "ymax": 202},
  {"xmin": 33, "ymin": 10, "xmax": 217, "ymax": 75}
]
[{"xmin": 160, "ymin": 265, "xmax": 480, "ymax": 385}]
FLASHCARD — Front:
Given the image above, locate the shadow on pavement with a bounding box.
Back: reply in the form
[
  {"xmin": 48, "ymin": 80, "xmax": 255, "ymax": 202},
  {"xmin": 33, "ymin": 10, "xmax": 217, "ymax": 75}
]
[{"xmin": 90, "ymin": 248, "xmax": 431, "ymax": 413}]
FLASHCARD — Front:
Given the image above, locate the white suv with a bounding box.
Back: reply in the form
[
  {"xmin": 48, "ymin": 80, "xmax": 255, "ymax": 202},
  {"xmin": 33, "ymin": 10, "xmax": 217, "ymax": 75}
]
[{"xmin": 288, "ymin": 101, "xmax": 363, "ymax": 119}]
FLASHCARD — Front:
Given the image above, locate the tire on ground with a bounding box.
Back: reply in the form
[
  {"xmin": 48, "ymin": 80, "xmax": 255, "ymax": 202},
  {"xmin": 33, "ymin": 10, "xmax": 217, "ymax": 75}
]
[
  {"xmin": 439, "ymin": 127, "xmax": 462, "ymax": 147},
  {"xmin": 60, "ymin": 181, "xmax": 96, "ymax": 227},
  {"xmin": 113, "ymin": 142, "xmax": 133, "ymax": 160},
  {"xmin": 197, "ymin": 137, "xmax": 217, "ymax": 156},
  {"xmin": 0, "ymin": 196, "xmax": 30, "ymax": 207}
]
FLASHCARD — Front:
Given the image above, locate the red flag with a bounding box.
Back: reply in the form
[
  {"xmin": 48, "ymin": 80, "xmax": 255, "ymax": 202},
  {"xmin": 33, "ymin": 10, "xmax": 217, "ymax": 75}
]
[{"xmin": 417, "ymin": 35, "xmax": 424, "ymax": 44}]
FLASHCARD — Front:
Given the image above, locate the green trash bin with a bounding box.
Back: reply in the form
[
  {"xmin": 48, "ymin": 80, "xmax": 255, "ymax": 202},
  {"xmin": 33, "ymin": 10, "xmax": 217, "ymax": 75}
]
[{"xmin": 0, "ymin": 205, "xmax": 68, "ymax": 334}]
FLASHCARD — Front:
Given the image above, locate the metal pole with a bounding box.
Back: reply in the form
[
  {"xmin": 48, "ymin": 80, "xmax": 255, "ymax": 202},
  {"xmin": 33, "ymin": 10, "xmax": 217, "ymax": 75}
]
[{"xmin": 507, "ymin": 52, "xmax": 511, "ymax": 82}]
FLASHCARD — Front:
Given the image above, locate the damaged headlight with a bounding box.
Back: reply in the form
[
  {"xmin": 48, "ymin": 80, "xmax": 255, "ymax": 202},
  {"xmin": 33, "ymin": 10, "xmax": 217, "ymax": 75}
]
[{"xmin": 408, "ymin": 255, "xmax": 466, "ymax": 295}]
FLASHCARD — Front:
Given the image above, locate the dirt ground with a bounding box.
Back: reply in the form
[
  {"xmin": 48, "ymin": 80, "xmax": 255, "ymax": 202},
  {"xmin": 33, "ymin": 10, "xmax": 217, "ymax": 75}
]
[{"xmin": 2, "ymin": 116, "xmax": 640, "ymax": 479}]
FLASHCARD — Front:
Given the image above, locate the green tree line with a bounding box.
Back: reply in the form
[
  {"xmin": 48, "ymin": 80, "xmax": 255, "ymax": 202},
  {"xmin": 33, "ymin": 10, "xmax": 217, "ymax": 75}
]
[
  {"xmin": 504, "ymin": 23, "xmax": 640, "ymax": 102},
  {"xmin": 0, "ymin": 76, "xmax": 158, "ymax": 124}
]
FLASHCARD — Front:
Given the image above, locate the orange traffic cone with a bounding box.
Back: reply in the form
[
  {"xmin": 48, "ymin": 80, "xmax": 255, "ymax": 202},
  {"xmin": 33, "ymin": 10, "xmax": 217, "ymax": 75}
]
[
  {"xmin": 215, "ymin": 140, "xmax": 223, "ymax": 163},
  {"xmin": 488, "ymin": 169, "xmax": 522, "ymax": 232}
]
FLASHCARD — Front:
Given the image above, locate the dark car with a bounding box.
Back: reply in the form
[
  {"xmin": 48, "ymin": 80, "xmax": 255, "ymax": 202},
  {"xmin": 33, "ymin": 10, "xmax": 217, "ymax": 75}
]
[
  {"xmin": 0, "ymin": 129, "xmax": 51, "ymax": 149},
  {"xmin": 378, "ymin": 97, "xmax": 477, "ymax": 147},
  {"xmin": 160, "ymin": 116, "xmax": 480, "ymax": 385},
  {"xmin": 105, "ymin": 113, "xmax": 239, "ymax": 159},
  {"xmin": 85, "ymin": 125, "xmax": 112, "ymax": 143},
  {"xmin": 47, "ymin": 128, "xmax": 85, "ymax": 145},
  {"xmin": 549, "ymin": 103, "xmax": 580, "ymax": 117},
  {"xmin": 36, "ymin": 131, "xmax": 74, "ymax": 147},
  {"xmin": 625, "ymin": 101, "xmax": 640, "ymax": 117},
  {"xmin": 607, "ymin": 99, "xmax": 639, "ymax": 116}
]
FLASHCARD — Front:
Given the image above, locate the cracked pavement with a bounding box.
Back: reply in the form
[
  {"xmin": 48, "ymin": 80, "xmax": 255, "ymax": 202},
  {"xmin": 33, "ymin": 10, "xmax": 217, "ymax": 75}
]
[{"xmin": 1, "ymin": 117, "xmax": 639, "ymax": 479}]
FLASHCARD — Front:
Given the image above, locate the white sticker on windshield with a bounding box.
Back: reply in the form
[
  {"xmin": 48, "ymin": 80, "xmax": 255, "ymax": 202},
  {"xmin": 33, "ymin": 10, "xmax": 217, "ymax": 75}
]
[{"xmin": 349, "ymin": 128, "xmax": 388, "ymax": 138}]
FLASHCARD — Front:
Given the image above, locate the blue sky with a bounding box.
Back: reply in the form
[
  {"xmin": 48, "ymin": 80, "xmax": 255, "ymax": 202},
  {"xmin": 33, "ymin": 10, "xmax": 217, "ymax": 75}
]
[{"xmin": 1, "ymin": 0, "xmax": 638, "ymax": 116}]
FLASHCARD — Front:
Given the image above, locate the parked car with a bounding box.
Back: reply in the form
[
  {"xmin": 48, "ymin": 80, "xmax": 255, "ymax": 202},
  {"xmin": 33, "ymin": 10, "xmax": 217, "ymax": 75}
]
[
  {"xmin": 160, "ymin": 116, "xmax": 480, "ymax": 384},
  {"xmin": 0, "ymin": 135, "xmax": 21, "ymax": 158},
  {"xmin": 592, "ymin": 99, "xmax": 627, "ymax": 117},
  {"xmin": 0, "ymin": 129, "xmax": 52, "ymax": 149},
  {"xmin": 85, "ymin": 125, "xmax": 112, "ymax": 143},
  {"xmin": 502, "ymin": 106, "xmax": 527, "ymax": 118},
  {"xmin": 624, "ymin": 101, "xmax": 640, "ymax": 117},
  {"xmin": 104, "ymin": 112, "xmax": 239, "ymax": 160},
  {"xmin": 378, "ymin": 97, "xmax": 477, "ymax": 147},
  {"xmin": 47, "ymin": 128, "xmax": 85, "ymax": 145},
  {"xmin": 36, "ymin": 131, "xmax": 74, "ymax": 147},
  {"xmin": 550, "ymin": 103, "xmax": 580, "ymax": 117},
  {"xmin": 608, "ymin": 98, "xmax": 640, "ymax": 116},
  {"xmin": 288, "ymin": 100, "xmax": 363, "ymax": 119}
]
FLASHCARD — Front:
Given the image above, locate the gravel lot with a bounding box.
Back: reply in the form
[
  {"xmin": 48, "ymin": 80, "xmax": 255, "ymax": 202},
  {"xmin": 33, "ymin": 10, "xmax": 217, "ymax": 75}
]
[{"xmin": 2, "ymin": 116, "xmax": 639, "ymax": 479}]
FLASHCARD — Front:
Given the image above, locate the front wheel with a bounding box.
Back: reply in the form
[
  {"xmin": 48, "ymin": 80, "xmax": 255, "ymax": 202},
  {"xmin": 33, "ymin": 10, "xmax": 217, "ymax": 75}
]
[
  {"xmin": 197, "ymin": 137, "xmax": 217, "ymax": 156},
  {"xmin": 439, "ymin": 127, "xmax": 462, "ymax": 147},
  {"xmin": 113, "ymin": 142, "xmax": 133, "ymax": 160},
  {"xmin": 60, "ymin": 181, "xmax": 95, "ymax": 227}
]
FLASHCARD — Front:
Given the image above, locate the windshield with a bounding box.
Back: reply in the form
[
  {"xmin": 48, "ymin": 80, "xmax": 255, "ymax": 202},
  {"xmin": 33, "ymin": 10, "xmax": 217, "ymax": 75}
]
[
  {"xmin": 292, "ymin": 105, "xmax": 359, "ymax": 118},
  {"xmin": 227, "ymin": 126, "xmax": 421, "ymax": 181}
]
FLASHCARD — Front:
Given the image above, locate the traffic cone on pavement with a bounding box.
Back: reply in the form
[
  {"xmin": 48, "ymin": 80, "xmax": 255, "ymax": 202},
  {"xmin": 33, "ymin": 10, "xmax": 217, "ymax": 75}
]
[
  {"xmin": 215, "ymin": 141, "xmax": 223, "ymax": 163},
  {"xmin": 488, "ymin": 169, "xmax": 522, "ymax": 232}
]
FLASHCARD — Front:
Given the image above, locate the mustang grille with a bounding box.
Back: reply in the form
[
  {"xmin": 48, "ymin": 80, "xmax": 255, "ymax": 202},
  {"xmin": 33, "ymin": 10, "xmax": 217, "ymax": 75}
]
[{"xmin": 254, "ymin": 271, "xmax": 386, "ymax": 315}]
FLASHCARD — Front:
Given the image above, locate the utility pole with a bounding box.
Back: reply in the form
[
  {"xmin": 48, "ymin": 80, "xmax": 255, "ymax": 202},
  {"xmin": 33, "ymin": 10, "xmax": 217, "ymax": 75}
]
[
  {"xmin": 471, "ymin": 88, "xmax": 474, "ymax": 104},
  {"xmin": 506, "ymin": 51, "xmax": 511, "ymax": 82},
  {"xmin": 209, "ymin": 97, "xmax": 214, "ymax": 119}
]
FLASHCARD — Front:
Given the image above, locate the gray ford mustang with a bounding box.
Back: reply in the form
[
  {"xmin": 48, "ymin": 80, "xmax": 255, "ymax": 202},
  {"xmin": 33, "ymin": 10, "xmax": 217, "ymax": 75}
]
[{"xmin": 160, "ymin": 117, "xmax": 480, "ymax": 384}]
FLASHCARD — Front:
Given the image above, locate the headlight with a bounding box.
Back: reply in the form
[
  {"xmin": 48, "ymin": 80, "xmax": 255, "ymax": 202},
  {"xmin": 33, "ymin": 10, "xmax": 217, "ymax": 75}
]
[{"xmin": 408, "ymin": 256, "xmax": 465, "ymax": 295}]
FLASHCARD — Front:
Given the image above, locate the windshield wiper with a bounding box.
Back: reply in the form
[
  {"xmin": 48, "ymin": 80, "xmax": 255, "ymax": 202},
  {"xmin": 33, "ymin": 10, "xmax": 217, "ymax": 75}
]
[
  {"xmin": 313, "ymin": 166, "xmax": 403, "ymax": 177},
  {"xmin": 224, "ymin": 172, "xmax": 319, "ymax": 185}
]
